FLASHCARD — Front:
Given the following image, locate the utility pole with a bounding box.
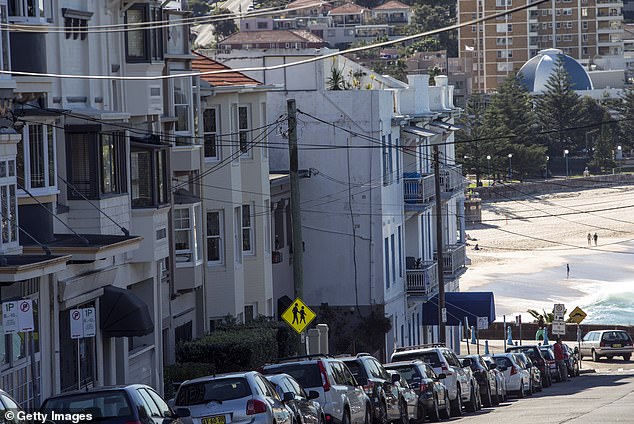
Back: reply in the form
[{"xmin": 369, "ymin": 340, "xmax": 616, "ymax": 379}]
[
  {"xmin": 433, "ymin": 144, "xmax": 446, "ymax": 344},
  {"xmin": 287, "ymin": 99, "xmax": 304, "ymax": 300}
]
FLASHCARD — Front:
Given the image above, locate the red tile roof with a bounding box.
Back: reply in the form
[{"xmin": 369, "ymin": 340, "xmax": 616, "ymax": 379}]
[
  {"xmin": 219, "ymin": 29, "xmax": 325, "ymax": 45},
  {"xmin": 372, "ymin": 0, "xmax": 410, "ymax": 10},
  {"xmin": 286, "ymin": 0, "xmax": 326, "ymax": 9},
  {"xmin": 329, "ymin": 2, "xmax": 365, "ymax": 14},
  {"xmin": 191, "ymin": 52, "xmax": 261, "ymax": 87}
]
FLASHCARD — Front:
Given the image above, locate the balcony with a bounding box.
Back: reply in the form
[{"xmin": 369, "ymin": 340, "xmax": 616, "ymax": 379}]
[
  {"xmin": 439, "ymin": 164, "xmax": 464, "ymax": 193},
  {"xmin": 406, "ymin": 261, "xmax": 439, "ymax": 299},
  {"xmin": 434, "ymin": 243, "xmax": 467, "ymax": 276},
  {"xmin": 404, "ymin": 173, "xmax": 435, "ymax": 211}
]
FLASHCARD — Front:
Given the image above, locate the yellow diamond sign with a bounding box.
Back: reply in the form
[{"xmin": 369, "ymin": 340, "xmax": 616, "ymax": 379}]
[
  {"xmin": 568, "ymin": 306, "xmax": 587, "ymax": 324},
  {"xmin": 282, "ymin": 297, "xmax": 316, "ymax": 334}
]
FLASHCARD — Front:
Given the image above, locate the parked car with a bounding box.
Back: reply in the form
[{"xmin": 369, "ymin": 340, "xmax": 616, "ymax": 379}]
[
  {"xmin": 385, "ymin": 360, "xmax": 451, "ymax": 421},
  {"xmin": 491, "ymin": 354, "xmax": 531, "ymax": 398},
  {"xmin": 339, "ymin": 354, "xmax": 405, "ymax": 424},
  {"xmin": 482, "ymin": 356, "xmax": 507, "ymax": 403},
  {"xmin": 580, "ymin": 330, "xmax": 634, "ymax": 361},
  {"xmin": 539, "ymin": 346, "xmax": 561, "ymax": 383},
  {"xmin": 41, "ymin": 385, "xmax": 185, "ymax": 424},
  {"xmin": 262, "ymin": 355, "xmax": 372, "ymax": 424},
  {"xmin": 173, "ymin": 372, "xmax": 294, "ymax": 424},
  {"xmin": 390, "ymin": 344, "xmax": 476, "ymax": 416},
  {"xmin": 386, "ymin": 371, "xmax": 419, "ymax": 424},
  {"xmin": 515, "ymin": 353, "xmax": 541, "ymax": 393},
  {"xmin": 506, "ymin": 345, "xmax": 552, "ymax": 387},
  {"xmin": 0, "ymin": 388, "xmax": 25, "ymax": 424},
  {"xmin": 266, "ymin": 373, "xmax": 324, "ymax": 424},
  {"xmin": 459, "ymin": 355, "xmax": 498, "ymax": 407},
  {"xmin": 563, "ymin": 344, "xmax": 580, "ymax": 377}
]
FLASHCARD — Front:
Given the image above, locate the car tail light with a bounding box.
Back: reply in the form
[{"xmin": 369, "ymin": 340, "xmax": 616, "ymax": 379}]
[
  {"xmin": 441, "ymin": 362, "xmax": 452, "ymax": 375},
  {"xmin": 246, "ymin": 399, "xmax": 267, "ymax": 415},
  {"xmin": 318, "ymin": 360, "xmax": 331, "ymax": 392},
  {"xmin": 600, "ymin": 340, "xmax": 606, "ymax": 347},
  {"xmin": 363, "ymin": 380, "xmax": 375, "ymax": 395},
  {"xmin": 418, "ymin": 382, "xmax": 428, "ymax": 394},
  {"xmin": 325, "ymin": 414, "xmax": 333, "ymax": 422},
  {"xmin": 510, "ymin": 366, "xmax": 517, "ymax": 376}
]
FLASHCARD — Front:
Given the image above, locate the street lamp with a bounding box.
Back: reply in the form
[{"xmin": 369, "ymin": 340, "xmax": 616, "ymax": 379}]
[
  {"xmin": 564, "ymin": 149, "xmax": 569, "ymax": 179},
  {"xmin": 486, "ymin": 155, "xmax": 492, "ymax": 185},
  {"xmin": 546, "ymin": 155, "xmax": 549, "ymax": 181},
  {"xmin": 507, "ymin": 153, "xmax": 513, "ymax": 181},
  {"xmin": 617, "ymin": 145, "xmax": 623, "ymax": 160}
]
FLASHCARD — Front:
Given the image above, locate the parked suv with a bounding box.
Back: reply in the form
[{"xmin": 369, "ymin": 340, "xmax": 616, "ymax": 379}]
[
  {"xmin": 506, "ymin": 345, "xmax": 551, "ymax": 387},
  {"xmin": 262, "ymin": 355, "xmax": 372, "ymax": 424},
  {"xmin": 580, "ymin": 330, "xmax": 634, "ymax": 361},
  {"xmin": 390, "ymin": 344, "xmax": 475, "ymax": 417},
  {"xmin": 459, "ymin": 355, "xmax": 498, "ymax": 407},
  {"xmin": 340, "ymin": 354, "xmax": 405, "ymax": 424}
]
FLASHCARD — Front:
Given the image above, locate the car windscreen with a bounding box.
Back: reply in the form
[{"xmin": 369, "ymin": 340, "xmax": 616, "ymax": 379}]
[
  {"xmin": 539, "ymin": 349, "xmax": 555, "ymax": 360},
  {"xmin": 392, "ymin": 352, "xmax": 442, "ymax": 368},
  {"xmin": 176, "ymin": 377, "xmax": 252, "ymax": 406},
  {"xmin": 601, "ymin": 331, "xmax": 631, "ymax": 341},
  {"xmin": 41, "ymin": 391, "xmax": 133, "ymax": 420},
  {"xmin": 262, "ymin": 364, "xmax": 322, "ymax": 388},
  {"xmin": 386, "ymin": 365, "xmax": 420, "ymax": 384}
]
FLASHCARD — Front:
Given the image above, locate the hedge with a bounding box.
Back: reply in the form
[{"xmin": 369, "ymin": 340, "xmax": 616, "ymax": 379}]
[{"xmin": 163, "ymin": 362, "xmax": 216, "ymax": 400}]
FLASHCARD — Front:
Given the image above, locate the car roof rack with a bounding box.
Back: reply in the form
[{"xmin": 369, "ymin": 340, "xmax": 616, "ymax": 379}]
[
  {"xmin": 393, "ymin": 343, "xmax": 446, "ymax": 353},
  {"xmin": 356, "ymin": 352, "xmax": 372, "ymax": 358},
  {"xmin": 270, "ymin": 353, "xmax": 333, "ymax": 363}
]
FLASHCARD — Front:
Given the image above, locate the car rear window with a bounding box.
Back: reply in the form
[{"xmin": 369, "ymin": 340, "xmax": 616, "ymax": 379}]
[
  {"xmin": 41, "ymin": 391, "xmax": 132, "ymax": 419},
  {"xmin": 176, "ymin": 377, "xmax": 252, "ymax": 406},
  {"xmin": 493, "ymin": 357, "xmax": 512, "ymax": 368},
  {"xmin": 392, "ymin": 352, "xmax": 442, "ymax": 368},
  {"xmin": 342, "ymin": 361, "xmax": 367, "ymax": 382},
  {"xmin": 602, "ymin": 331, "xmax": 631, "ymax": 341},
  {"xmin": 386, "ymin": 365, "xmax": 420, "ymax": 384},
  {"xmin": 508, "ymin": 347, "xmax": 537, "ymax": 359},
  {"xmin": 262, "ymin": 364, "xmax": 323, "ymax": 388},
  {"xmin": 540, "ymin": 349, "xmax": 554, "ymax": 360}
]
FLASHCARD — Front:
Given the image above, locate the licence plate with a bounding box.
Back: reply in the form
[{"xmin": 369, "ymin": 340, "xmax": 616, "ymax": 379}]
[
  {"xmin": 202, "ymin": 416, "xmax": 226, "ymax": 424},
  {"xmin": 613, "ymin": 344, "xmax": 622, "ymax": 348}
]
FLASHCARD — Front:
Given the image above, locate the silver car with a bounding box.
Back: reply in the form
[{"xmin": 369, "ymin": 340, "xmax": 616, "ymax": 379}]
[
  {"xmin": 580, "ymin": 330, "xmax": 634, "ymax": 361},
  {"xmin": 174, "ymin": 371, "xmax": 293, "ymax": 424}
]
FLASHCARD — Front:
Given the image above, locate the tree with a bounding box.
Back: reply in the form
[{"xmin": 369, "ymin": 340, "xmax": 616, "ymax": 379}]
[
  {"xmin": 411, "ymin": 5, "xmax": 457, "ymax": 57},
  {"xmin": 535, "ymin": 56, "xmax": 585, "ymax": 157},
  {"xmin": 212, "ymin": 7, "xmax": 237, "ymax": 39},
  {"xmin": 616, "ymin": 87, "xmax": 634, "ymax": 153},
  {"xmin": 188, "ymin": 0, "xmax": 211, "ymax": 17},
  {"xmin": 591, "ymin": 111, "xmax": 617, "ymax": 172}
]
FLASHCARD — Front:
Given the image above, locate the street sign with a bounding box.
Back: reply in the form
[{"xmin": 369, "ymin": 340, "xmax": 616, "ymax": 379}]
[
  {"xmin": 70, "ymin": 309, "xmax": 83, "ymax": 339},
  {"xmin": 477, "ymin": 316, "xmax": 489, "ymax": 330},
  {"xmin": 3, "ymin": 300, "xmax": 34, "ymax": 334},
  {"xmin": 2, "ymin": 301, "xmax": 18, "ymax": 334},
  {"xmin": 18, "ymin": 300, "xmax": 34, "ymax": 332},
  {"xmin": 553, "ymin": 303, "xmax": 565, "ymax": 321},
  {"xmin": 82, "ymin": 307, "xmax": 96, "ymax": 337},
  {"xmin": 568, "ymin": 306, "xmax": 587, "ymax": 324},
  {"xmin": 552, "ymin": 321, "xmax": 566, "ymax": 335},
  {"xmin": 281, "ymin": 297, "xmax": 316, "ymax": 334},
  {"xmin": 441, "ymin": 308, "xmax": 447, "ymax": 324}
]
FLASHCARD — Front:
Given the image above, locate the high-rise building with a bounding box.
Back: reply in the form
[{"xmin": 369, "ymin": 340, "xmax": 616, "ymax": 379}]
[{"xmin": 458, "ymin": 0, "xmax": 624, "ymax": 92}]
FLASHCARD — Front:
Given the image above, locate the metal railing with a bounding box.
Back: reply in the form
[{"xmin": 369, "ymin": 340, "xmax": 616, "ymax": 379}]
[
  {"xmin": 403, "ymin": 174, "xmax": 435, "ymax": 204},
  {"xmin": 434, "ymin": 243, "xmax": 467, "ymax": 276},
  {"xmin": 439, "ymin": 164, "xmax": 464, "ymax": 192},
  {"xmin": 406, "ymin": 261, "xmax": 438, "ymax": 297}
]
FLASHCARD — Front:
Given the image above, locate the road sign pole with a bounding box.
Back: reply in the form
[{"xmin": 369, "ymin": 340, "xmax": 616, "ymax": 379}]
[
  {"xmin": 77, "ymin": 338, "xmax": 81, "ymax": 390},
  {"xmin": 578, "ymin": 324, "xmax": 582, "ymax": 370}
]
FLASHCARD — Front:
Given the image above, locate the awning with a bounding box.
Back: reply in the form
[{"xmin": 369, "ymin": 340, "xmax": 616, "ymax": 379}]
[
  {"xmin": 429, "ymin": 122, "xmax": 461, "ymax": 132},
  {"xmin": 99, "ymin": 285, "xmax": 154, "ymax": 337},
  {"xmin": 421, "ymin": 292, "xmax": 495, "ymax": 326},
  {"xmin": 403, "ymin": 126, "xmax": 437, "ymax": 138}
]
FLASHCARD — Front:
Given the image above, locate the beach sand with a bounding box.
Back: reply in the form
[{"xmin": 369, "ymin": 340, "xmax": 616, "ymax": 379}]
[{"xmin": 460, "ymin": 184, "xmax": 634, "ymax": 324}]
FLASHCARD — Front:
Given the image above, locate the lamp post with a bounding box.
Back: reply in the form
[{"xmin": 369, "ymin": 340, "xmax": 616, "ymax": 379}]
[
  {"xmin": 507, "ymin": 153, "xmax": 513, "ymax": 181},
  {"xmin": 546, "ymin": 155, "xmax": 549, "ymax": 181},
  {"xmin": 486, "ymin": 155, "xmax": 492, "ymax": 186},
  {"xmin": 564, "ymin": 149, "xmax": 569, "ymax": 179},
  {"xmin": 617, "ymin": 145, "xmax": 623, "ymax": 160}
]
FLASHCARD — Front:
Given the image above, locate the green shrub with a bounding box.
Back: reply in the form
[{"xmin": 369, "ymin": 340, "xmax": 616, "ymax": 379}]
[{"xmin": 163, "ymin": 362, "xmax": 216, "ymax": 400}]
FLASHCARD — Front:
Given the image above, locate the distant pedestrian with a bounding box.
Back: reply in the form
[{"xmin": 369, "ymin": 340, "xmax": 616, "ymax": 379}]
[
  {"xmin": 587, "ymin": 233, "xmax": 592, "ymax": 246},
  {"xmin": 553, "ymin": 337, "xmax": 569, "ymax": 382},
  {"xmin": 593, "ymin": 233, "xmax": 598, "ymax": 246},
  {"xmin": 566, "ymin": 264, "xmax": 570, "ymax": 278}
]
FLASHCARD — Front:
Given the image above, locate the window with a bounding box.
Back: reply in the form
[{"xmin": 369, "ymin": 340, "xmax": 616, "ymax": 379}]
[
  {"xmin": 582, "ymin": 21, "xmax": 588, "ymax": 30},
  {"xmin": 496, "ymin": 23, "xmax": 511, "ymax": 32},
  {"xmin": 242, "ymin": 203, "xmax": 254, "ymax": 254},
  {"xmin": 174, "ymin": 77, "xmax": 191, "ymax": 133},
  {"xmin": 234, "ymin": 207, "xmax": 242, "ymax": 263},
  {"xmin": 203, "ymin": 107, "xmax": 220, "ymax": 160},
  {"xmin": 174, "ymin": 204, "xmax": 202, "ymax": 266},
  {"xmin": 397, "ymin": 226, "xmax": 402, "ymax": 278},
  {"xmin": 563, "ymin": 34, "xmax": 572, "ymax": 41},
  {"xmin": 125, "ymin": 3, "xmax": 163, "ymax": 62},
  {"xmin": 496, "ymin": 50, "xmax": 512, "ymax": 58},
  {"xmin": 384, "ymin": 237, "xmax": 390, "ymax": 289},
  {"xmin": 8, "ymin": 0, "xmax": 51, "ymax": 21},
  {"xmin": 581, "ymin": 7, "xmax": 588, "ymax": 17},
  {"xmin": 388, "ymin": 134, "xmax": 393, "ymax": 184},
  {"xmin": 382, "ymin": 135, "xmax": 390, "ymax": 185},
  {"xmin": 0, "ymin": 158, "xmax": 17, "ymax": 249},
  {"xmin": 497, "ymin": 62, "xmax": 513, "ymax": 72},
  {"xmin": 237, "ymin": 105, "xmax": 252, "ymax": 158},
  {"xmin": 66, "ymin": 130, "xmax": 126, "ymax": 199},
  {"xmin": 390, "ymin": 234, "xmax": 396, "ymax": 283},
  {"xmin": 582, "ymin": 34, "xmax": 588, "ymax": 42},
  {"xmin": 563, "ymin": 8, "xmax": 572, "ymax": 15},
  {"xmin": 130, "ymin": 145, "xmax": 168, "ymax": 208},
  {"xmin": 495, "ymin": 0, "xmax": 511, "ymax": 6},
  {"xmin": 17, "ymin": 123, "xmax": 56, "ymax": 193},
  {"xmin": 264, "ymin": 199, "xmax": 270, "ymax": 254},
  {"xmin": 206, "ymin": 210, "xmax": 223, "ymax": 264}
]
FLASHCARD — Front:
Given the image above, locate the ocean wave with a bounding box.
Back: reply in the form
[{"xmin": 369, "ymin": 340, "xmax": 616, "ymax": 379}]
[{"xmin": 581, "ymin": 290, "xmax": 634, "ymax": 326}]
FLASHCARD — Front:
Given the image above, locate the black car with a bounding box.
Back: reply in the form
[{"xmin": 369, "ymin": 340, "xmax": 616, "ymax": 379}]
[
  {"xmin": 340, "ymin": 354, "xmax": 404, "ymax": 424},
  {"xmin": 539, "ymin": 346, "xmax": 562, "ymax": 382},
  {"xmin": 506, "ymin": 345, "xmax": 552, "ymax": 387},
  {"xmin": 459, "ymin": 355, "xmax": 499, "ymax": 407},
  {"xmin": 385, "ymin": 360, "xmax": 450, "ymax": 422},
  {"xmin": 40, "ymin": 385, "xmax": 186, "ymax": 424},
  {"xmin": 563, "ymin": 344, "xmax": 580, "ymax": 377},
  {"xmin": 266, "ymin": 373, "xmax": 324, "ymax": 424}
]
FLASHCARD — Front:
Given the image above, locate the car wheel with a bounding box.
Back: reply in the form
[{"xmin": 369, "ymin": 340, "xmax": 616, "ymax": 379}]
[
  {"xmin": 517, "ymin": 381, "xmax": 525, "ymax": 399},
  {"xmin": 465, "ymin": 387, "xmax": 477, "ymax": 413},
  {"xmin": 428, "ymin": 395, "xmax": 440, "ymax": 422},
  {"xmin": 374, "ymin": 401, "xmax": 388, "ymax": 424},
  {"xmin": 449, "ymin": 386, "xmax": 462, "ymax": 417},
  {"xmin": 483, "ymin": 385, "xmax": 492, "ymax": 407},
  {"xmin": 592, "ymin": 349, "xmax": 600, "ymax": 362},
  {"xmin": 364, "ymin": 405, "xmax": 372, "ymax": 424},
  {"xmin": 440, "ymin": 391, "xmax": 451, "ymax": 419},
  {"xmin": 624, "ymin": 354, "xmax": 631, "ymax": 361},
  {"xmin": 475, "ymin": 389, "xmax": 482, "ymax": 411}
]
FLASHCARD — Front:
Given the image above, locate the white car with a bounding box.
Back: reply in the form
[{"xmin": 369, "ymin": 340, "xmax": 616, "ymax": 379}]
[
  {"xmin": 491, "ymin": 354, "xmax": 531, "ymax": 398},
  {"xmin": 390, "ymin": 344, "xmax": 477, "ymax": 417}
]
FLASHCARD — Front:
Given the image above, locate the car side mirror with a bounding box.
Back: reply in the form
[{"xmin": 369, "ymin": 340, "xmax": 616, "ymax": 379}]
[
  {"xmin": 308, "ymin": 390, "xmax": 320, "ymax": 400},
  {"xmin": 391, "ymin": 372, "xmax": 401, "ymax": 384},
  {"xmin": 461, "ymin": 358, "xmax": 472, "ymax": 367},
  {"xmin": 283, "ymin": 392, "xmax": 295, "ymax": 402},
  {"xmin": 487, "ymin": 362, "xmax": 497, "ymax": 370},
  {"xmin": 175, "ymin": 408, "xmax": 191, "ymax": 418},
  {"xmin": 574, "ymin": 347, "xmax": 579, "ymax": 354},
  {"xmin": 436, "ymin": 373, "xmax": 446, "ymax": 380}
]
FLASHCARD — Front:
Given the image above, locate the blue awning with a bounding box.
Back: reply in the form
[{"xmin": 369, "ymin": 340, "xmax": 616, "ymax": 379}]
[{"xmin": 421, "ymin": 292, "xmax": 495, "ymax": 326}]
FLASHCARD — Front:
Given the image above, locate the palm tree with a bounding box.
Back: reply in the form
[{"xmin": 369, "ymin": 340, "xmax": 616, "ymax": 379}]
[{"xmin": 527, "ymin": 309, "xmax": 556, "ymax": 324}]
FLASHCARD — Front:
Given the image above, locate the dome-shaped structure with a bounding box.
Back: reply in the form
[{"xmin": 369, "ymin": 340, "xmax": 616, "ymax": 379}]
[{"xmin": 518, "ymin": 48, "xmax": 593, "ymax": 93}]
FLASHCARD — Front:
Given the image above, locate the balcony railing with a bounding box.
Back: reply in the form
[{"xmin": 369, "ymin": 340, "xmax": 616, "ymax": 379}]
[
  {"xmin": 406, "ymin": 262, "xmax": 439, "ymax": 298},
  {"xmin": 439, "ymin": 164, "xmax": 464, "ymax": 193},
  {"xmin": 434, "ymin": 243, "xmax": 467, "ymax": 276},
  {"xmin": 403, "ymin": 174, "xmax": 435, "ymax": 205}
]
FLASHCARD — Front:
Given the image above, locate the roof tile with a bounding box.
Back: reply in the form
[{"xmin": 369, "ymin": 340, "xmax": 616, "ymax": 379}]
[{"xmin": 191, "ymin": 52, "xmax": 261, "ymax": 87}]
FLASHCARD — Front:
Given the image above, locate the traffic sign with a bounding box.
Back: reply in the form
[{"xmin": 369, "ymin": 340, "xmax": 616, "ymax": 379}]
[
  {"xmin": 3, "ymin": 299, "xmax": 34, "ymax": 334},
  {"xmin": 553, "ymin": 303, "xmax": 565, "ymax": 321},
  {"xmin": 281, "ymin": 297, "xmax": 316, "ymax": 334},
  {"xmin": 18, "ymin": 300, "xmax": 34, "ymax": 332},
  {"xmin": 2, "ymin": 301, "xmax": 18, "ymax": 334},
  {"xmin": 568, "ymin": 306, "xmax": 587, "ymax": 324},
  {"xmin": 477, "ymin": 317, "xmax": 489, "ymax": 330},
  {"xmin": 82, "ymin": 307, "xmax": 96, "ymax": 337},
  {"xmin": 70, "ymin": 309, "xmax": 83, "ymax": 339},
  {"xmin": 552, "ymin": 321, "xmax": 566, "ymax": 335}
]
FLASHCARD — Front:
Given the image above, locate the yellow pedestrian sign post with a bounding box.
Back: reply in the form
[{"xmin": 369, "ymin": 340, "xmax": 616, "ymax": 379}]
[
  {"xmin": 568, "ymin": 306, "xmax": 587, "ymax": 324},
  {"xmin": 282, "ymin": 297, "xmax": 316, "ymax": 334}
]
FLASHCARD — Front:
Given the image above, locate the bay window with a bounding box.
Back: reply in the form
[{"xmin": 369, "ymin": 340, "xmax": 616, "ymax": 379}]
[
  {"xmin": 203, "ymin": 107, "xmax": 219, "ymax": 160},
  {"xmin": 16, "ymin": 123, "xmax": 56, "ymax": 193},
  {"xmin": 174, "ymin": 204, "xmax": 202, "ymax": 266},
  {"xmin": 206, "ymin": 210, "xmax": 223, "ymax": 265},
  {"xmin": 173, "ymin": 77, "xmax": 191, "ymax": 133},
  {"xmin": 0, "ymin": 157, "xmax": 17, "ymax": 250},
  {"xmin": 8, "ymin": 0, "xmax": 52, "ymax": 21},
  {"xmin": 131, "ymin": 143, "xmax": 168, "ymax": 208},
  {"xmin": 125, "ymin": 3, "xmax": 163, "ymax": 63},
  {"xmin": 66, "ymin": 129, "xmax": 126, "ymax": 199}
]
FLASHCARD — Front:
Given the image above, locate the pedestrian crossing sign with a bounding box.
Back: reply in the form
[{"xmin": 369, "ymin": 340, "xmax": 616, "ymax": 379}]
[{"xmin": 282, "ymin": 297, "xmax": 316, "ymax": 334}]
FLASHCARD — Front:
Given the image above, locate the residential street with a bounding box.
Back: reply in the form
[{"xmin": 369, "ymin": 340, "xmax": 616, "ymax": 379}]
[{"xmin": 457, "ymin": 367, "xmax": 634, "ymax": 423}]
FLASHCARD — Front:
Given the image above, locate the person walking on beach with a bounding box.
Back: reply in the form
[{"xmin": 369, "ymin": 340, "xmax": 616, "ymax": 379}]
[
  {"xmin": 587, "ymin": 233, "xmax": 592, "ymax": 245},
  {"xmin": 593, "ymin": 233, "xmax": 598, "ymax": 246},
  {"xmin": 553, "ymin": 337, "xmax": 569, "ymax": 382},
  {"xmin": 566, "ymin": 264, "xmax": 570, "ymax": 278}
]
